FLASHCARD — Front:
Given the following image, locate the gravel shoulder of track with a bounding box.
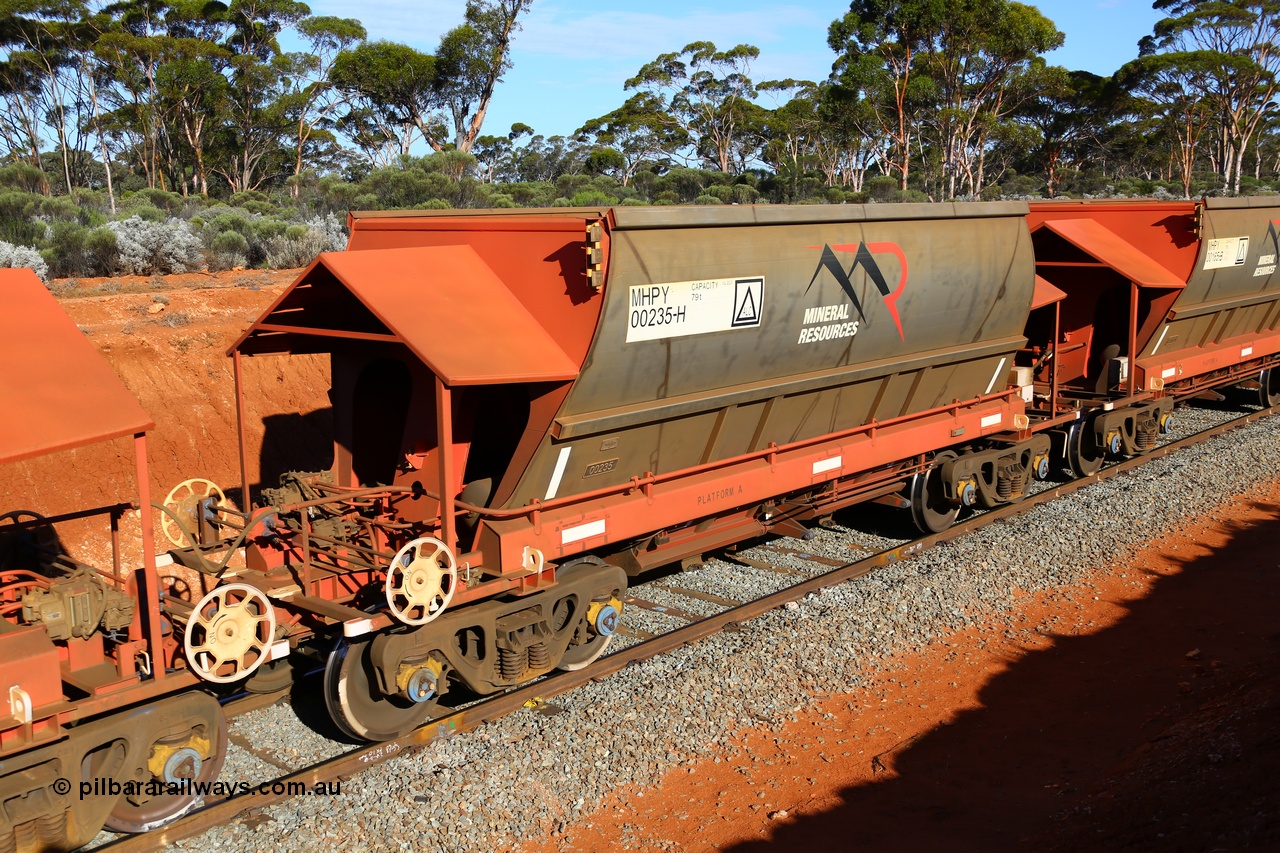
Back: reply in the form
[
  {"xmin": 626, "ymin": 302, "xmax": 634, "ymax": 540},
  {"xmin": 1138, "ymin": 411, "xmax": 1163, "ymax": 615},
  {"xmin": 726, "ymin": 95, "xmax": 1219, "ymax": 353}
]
[{"xmin": 172, "ymin": 406, "xmax": 1280, "ymax": 853}]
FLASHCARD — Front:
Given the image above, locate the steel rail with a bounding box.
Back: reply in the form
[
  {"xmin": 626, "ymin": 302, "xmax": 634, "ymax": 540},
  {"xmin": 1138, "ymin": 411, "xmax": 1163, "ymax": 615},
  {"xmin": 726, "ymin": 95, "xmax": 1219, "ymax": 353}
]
[{"xmin": 102, "ymin": 402, "xmax": 1279, "ymax": 853}]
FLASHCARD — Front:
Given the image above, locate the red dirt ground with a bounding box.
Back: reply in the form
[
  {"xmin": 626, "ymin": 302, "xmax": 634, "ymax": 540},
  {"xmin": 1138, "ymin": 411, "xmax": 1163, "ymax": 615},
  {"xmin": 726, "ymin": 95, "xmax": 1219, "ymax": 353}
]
[{"xmin": 530, "ymin": 479, "xmax": 1280, "ymax": 852}]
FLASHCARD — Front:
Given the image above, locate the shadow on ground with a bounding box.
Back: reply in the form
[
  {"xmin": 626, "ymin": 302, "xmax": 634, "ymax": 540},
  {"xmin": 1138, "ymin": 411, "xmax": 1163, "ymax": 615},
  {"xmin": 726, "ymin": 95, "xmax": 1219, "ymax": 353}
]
[{"xmin": 728, "ymin": 499, "xmax": 1280, "ymax": 852}]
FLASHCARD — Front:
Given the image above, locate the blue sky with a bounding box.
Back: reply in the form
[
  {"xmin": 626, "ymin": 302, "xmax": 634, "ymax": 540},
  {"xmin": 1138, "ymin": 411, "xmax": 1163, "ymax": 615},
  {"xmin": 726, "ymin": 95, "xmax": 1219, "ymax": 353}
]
[{"xmin": 307, "ymin": 0, "xmax": 1164, "ymax": 140}]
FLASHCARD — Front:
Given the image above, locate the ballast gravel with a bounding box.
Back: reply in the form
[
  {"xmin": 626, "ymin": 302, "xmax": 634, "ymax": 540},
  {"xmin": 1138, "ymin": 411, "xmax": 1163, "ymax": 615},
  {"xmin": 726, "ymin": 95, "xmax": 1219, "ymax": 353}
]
[{"xmin": 174, "ymin": 402, "xmax": 1279, "ymax": 853}]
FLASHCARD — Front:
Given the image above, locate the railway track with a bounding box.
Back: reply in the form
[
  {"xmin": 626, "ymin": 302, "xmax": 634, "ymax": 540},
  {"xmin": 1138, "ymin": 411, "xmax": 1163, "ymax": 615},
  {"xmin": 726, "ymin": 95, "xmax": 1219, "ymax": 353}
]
[{"xmin": 99, "ymin": 400, "xmax": 1279, "ymax": 853}]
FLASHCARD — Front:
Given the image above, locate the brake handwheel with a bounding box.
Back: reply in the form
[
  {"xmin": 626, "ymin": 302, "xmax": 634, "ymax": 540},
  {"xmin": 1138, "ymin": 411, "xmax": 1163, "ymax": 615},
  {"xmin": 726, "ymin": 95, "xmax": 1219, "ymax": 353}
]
[
  {"xmin": 161, "ymin": 478, "xmax": 227, "ymax": 548},
  {"xmin": 385, "ymin": 537, "xmax": 458, "ymax": 626}
]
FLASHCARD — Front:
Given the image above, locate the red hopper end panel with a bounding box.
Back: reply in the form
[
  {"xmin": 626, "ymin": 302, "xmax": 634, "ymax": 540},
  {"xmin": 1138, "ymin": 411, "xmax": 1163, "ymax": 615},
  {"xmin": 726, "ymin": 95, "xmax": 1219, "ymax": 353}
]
[
  {"xmin": 234, "ymin": 245, "xmax": 581, "ymax": 385},
  {"xmin": 0, "ymin": 269, "xmax": 153, "ymax": 464}
]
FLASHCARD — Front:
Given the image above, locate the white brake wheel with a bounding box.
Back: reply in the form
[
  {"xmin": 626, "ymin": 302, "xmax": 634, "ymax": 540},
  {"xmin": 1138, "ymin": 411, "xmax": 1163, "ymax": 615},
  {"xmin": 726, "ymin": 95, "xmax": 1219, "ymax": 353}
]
[
  {"xmin": 385, "ymin": 537, "xmax": 458, "ymax": 626},
  {"xmin": 162, "ymin": 478, "xmax": 227, "ymax": 548},
  {"xmin": 183, "ymin": 582, "xmax": 275, "ymax": 684}
]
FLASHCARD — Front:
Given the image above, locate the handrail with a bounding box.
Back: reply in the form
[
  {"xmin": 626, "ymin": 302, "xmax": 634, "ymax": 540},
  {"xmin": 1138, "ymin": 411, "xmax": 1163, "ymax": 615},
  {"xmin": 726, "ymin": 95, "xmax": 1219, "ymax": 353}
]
[{"xmin": 161, "ymin": 387, "xmax": 1018, "ymax": 570}]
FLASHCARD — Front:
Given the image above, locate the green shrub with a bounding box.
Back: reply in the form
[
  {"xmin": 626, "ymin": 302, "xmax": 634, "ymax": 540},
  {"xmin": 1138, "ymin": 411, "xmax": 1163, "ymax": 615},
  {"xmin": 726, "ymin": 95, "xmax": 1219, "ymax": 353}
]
[
  {"xmin": 892, "ymin": 189, "xmax": 931, "ymax": 203},
  {"xmin": 84, "ymin": 228, "xmax": 119, "ymax": 275},
  {"xmin": 865, "ymin": 175, "xmax": 898, "ymax": 202},
  {"xmin": 206, "ymin": 212, "xmax": 252, "ymax": 237},
  {"xmin": 250, "ymin": 219, "xmax": 288, "ymax": 242},
  {"xmin": 504, "ymin": 182, "xmax": 556, "ymax": 207},
  {"xmin": 0, "ymin": 163, "xmax": 48, "ymax": 194},
  {"xmin": 208, "ymin": 230, "xmax": 249, "ymax": 271},
  {"xmin": 568, "ymin": 189, "xmax": 615, "ymax": 207},
  {"xmin": 229, "ymin": 190, "xmax": 270, "ymax": 207},
  {"xmin": 125, "ymin": 188, "xmax": 183, "ymax": 213},
  {"xmin": 0, "ymin": 191, "xmax": 46, "ymax": 245},
  {"xmin": 118, "ymin": 204, "xmax": 165, "ymax": 222}
]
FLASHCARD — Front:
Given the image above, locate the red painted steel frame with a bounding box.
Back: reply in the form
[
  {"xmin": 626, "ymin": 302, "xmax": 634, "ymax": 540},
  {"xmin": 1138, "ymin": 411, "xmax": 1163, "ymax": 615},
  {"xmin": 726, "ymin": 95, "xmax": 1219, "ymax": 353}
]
[
  {"xmin": 133, "ymin": 433, "xmax": 165, "ymax": 683},
  {"xmin": 436, "ymin": 377, "xmax": 457, "ymax": 553},
  {"xmin": 1139, "ymin": 328, "xmax": 1280, "ymax": 388},
  {"xmin": 482, "ymin": 391, "xmax": 1023, "ymax": 574}
]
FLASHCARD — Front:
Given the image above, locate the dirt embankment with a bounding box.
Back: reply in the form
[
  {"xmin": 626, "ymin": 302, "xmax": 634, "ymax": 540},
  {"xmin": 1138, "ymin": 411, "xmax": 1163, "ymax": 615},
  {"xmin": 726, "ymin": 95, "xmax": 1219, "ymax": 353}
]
[{"xmin": 1, "ymin": 270, "xmax": 333, "ymax": 566}]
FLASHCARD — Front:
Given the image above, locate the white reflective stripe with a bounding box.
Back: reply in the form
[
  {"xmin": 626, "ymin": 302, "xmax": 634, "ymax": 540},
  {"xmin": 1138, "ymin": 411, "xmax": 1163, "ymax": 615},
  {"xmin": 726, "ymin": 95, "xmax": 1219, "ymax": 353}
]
[
  {"xmin": 343, "ymin": 618, "xmax": 376, "ymax": 638},
  {"xmin": 980, "ymin": 413, "xmax": 1003, "ymax": 428},
  {"xmin": 1161, "ymin": 367, "xmax": 1177, "ymax": 378},
  {"xmin": 545, "ymin": 446, "xmax": 572, "ymax": 500},
  {"xmin": 561, "ymin": 519, "xmax": 606, "ymax": 545},
  {"xmin": 984, "ymin": 357, "xmax": 1008, "ymax": 395},
  {"xmin": 268, "ymin": 639, "xmax": 290, "ymax": 660},
  {"xmin": 812, "ymin": 456, "xmax": 842, "ymax": 475},
  {"xmin": 154, "ymin": 552, "xmax": 174, "ymax": 568},
  {"xmin": 1151, "ymin": 325, "xmax": 1169, "ymax": 355},
  {"xmin": 1242, "ymin": 346, "xmax": 1254, "ymax": 357}
]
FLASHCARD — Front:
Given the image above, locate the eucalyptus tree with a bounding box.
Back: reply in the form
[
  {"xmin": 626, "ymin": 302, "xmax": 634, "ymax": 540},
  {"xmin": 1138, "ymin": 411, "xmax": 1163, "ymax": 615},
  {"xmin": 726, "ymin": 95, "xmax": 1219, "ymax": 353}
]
[
  {"xmin": 1143, "ymin": 0, "xmax": 1280, "ymax": 194},
  {"xmin": 97, "ymin": 0, "xmax": 233, "ymax": 195},
  {"xmin": 433, "ymin": 0, "xmax": 531, "ymax": 153},
  {"xmin": 211, "ymin": 0, "xmax": 312, "ymax": 193},
  {"xmin": 1012, "ymin": 64, "xmax": 1114, "ymax": 196},
  {"xmin": 0, "ymin": 53, "xmax": 44, "ymax": 180},
  {"xmin": 829, "ymin": 0, "xmax": 946, "ymax": 190},
  {"xmin": 1118, "ymin": 49, "xmax": 1218, "ymax": 197},
  {"xmin": 576, "ymin": 93, "xmax": 687, "ymax": 185},
  {"xmin": 279, "ymin": 14, "xmax": 364, "ymax": 194},
  {"xmin": 624, "ymin": 41, "xmax": 763, "ymax": 174},
  {"xmin": 0, "ymin": 0, "xmax": 110, "ymax": 194},
  {"xmin": 329, "ymin": 40, "xmax": 442, "ymax": 164},
  {"xmin": 757, "ymin": 79, "xmax": 823, "ymax": 200},
  {"xmin": 815, "ymin": 81, "xmax": 881, "ymax": 192},
  {"xmin": 922, "ymin": 0, "xmax": 1062, "ymax": 198}
]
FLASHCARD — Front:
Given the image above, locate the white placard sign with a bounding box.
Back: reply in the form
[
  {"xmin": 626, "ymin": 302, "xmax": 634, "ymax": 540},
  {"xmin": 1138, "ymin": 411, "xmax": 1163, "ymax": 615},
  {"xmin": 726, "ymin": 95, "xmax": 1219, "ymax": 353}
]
[
  {"xmin": 625, "ymin": 276, "xmax": 764, "ymax": 342},
  {"xmin": 1203, "ymin": 236, "xmax": 1249, "ymax": 270}
]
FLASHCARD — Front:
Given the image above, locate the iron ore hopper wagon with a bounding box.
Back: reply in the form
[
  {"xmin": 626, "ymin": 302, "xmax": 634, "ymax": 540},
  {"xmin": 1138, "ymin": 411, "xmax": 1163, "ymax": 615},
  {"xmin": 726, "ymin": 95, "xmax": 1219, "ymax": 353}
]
[
  {"xmin": 156, "ymin": 200, "xmax": 1280, "ymax": 746},
  {"xmin": 175, "ymin": 202, "xmax": 1048, "ymax": 744},
  {"xmin": 0, "ymin": 271, "xmax": 227, "ymax": 851}
]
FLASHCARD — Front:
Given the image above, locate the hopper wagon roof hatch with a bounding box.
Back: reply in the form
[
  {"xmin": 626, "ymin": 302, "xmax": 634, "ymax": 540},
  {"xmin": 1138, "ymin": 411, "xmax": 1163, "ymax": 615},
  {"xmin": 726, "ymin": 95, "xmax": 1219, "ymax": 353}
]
[
  {"xmin": 0, "ymin": 269, "xmax": 153, "ymax": 465},
  {"xmin": 1034, "ymin": 217, "xmax": 1186, "ymax": 290},
  {"xmin": 232, "ymin": 245, "xmax": 580, "ymax": 385}
]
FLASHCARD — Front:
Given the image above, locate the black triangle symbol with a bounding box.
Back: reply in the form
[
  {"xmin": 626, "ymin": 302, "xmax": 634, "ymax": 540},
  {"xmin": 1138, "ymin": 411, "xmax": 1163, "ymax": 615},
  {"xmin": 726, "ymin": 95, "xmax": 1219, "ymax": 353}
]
[{"xmin": 735, "ymin": 288, "xmax": 758, "ymax": 322}]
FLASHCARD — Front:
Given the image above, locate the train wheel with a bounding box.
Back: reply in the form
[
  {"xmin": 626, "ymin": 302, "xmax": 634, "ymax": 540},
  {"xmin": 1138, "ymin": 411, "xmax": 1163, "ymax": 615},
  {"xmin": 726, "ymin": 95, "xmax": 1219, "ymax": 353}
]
[
  {"xmin": 556, "ymin": 558, "xmax": 624, "ymax": 671},
  {"xmin": 1065, "ymin": 420, "xmax": 1105, "ymax": 477},
  {"xmin": 384, "ymin": 537, "xmax": 457, "ymax": 626},
  {"xmin": 1261, "ymin": 367, "xmax": 1280, "ymax": 408},
  {"xmin": 103, "ymin": 703, "xmax": 228, "ymax": 834},
  {"xmin": 909, "ymin": 452, "xmax": 959, "ymax": 535},
  {"xmin": 324, "ymin": 638, "xmax": 438, "ymax": 742}
]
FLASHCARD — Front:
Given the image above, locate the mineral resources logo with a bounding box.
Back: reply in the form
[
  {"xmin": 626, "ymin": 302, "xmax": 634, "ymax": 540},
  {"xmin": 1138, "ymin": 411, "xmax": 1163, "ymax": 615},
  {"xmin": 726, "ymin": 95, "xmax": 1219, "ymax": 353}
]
[{"xmin": 803, "ymin": 242, "xmax": 909, "ymax": 343}]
